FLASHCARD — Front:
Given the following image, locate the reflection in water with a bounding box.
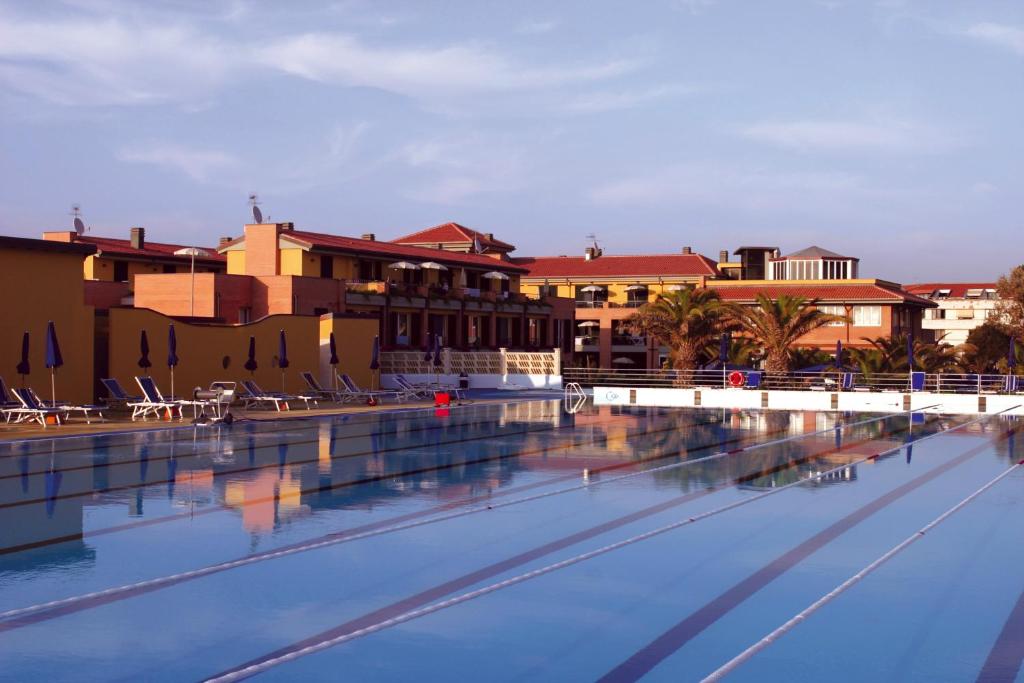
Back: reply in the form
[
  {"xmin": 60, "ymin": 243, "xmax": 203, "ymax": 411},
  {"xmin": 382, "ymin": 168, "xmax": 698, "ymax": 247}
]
[{"xmin": 0, "ymin": 401, "xmax": 955, "ymax": 574}]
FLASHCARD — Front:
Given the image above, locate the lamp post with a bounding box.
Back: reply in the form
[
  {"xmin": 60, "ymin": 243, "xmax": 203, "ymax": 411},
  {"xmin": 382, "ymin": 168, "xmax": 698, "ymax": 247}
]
[{"xmin": 173, "ymin": 247, "xmax": 211, "ymax": 317}]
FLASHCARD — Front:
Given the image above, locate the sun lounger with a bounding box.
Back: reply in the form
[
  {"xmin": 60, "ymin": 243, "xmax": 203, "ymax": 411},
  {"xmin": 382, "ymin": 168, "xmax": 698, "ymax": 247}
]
[
  {"xmin": 101, "ymin": 378, "xmax": 143, "ymax": 408},
  {"xmin": 744, "ymin": 371, "xmax": 763, "ymax": 390},
  {"xmin": 394, "ymin": 375, "xmax": 465, "ymax": 401},
  {"xmin": 6, "ymin": 387, "xmax": 68, "ymax": 427},
  {"xmin": 910, "ymin": 371, "xmax": 926, "ymax": 392},
  {"xmin": 300, "ymin": 371, "xmax": 346, "ymax": 402},
  {"xmin": 338, "ymin": 373, "xmax": 406, "ymax": 402},
  {"xmin": 0, "ymin": 377, "xmax": 21, "ymax": 417},
  {"xmin": 239, "ymin": 379, "xmax": 317, "ymax": 411},
  {"xmin": 133, "ymin": 376, "xmax": 182, "ymax": 421}
]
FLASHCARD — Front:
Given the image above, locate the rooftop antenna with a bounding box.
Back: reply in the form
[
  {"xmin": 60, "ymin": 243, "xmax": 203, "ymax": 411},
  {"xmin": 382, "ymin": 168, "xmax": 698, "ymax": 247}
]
[
  {"xmin": 585, "ymin": 232, "xmax": 601, "ymax": 256},
  {"xmin": 248, "ymin": 193, "xmax": 263, "ymax": 224},
  {"xmin": 71, "ymin": 204, "xmax": 87, "ymax": 235}
]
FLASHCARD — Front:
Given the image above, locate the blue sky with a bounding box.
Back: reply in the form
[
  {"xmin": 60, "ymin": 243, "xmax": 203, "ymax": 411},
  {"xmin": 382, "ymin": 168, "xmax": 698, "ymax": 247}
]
[{"xmin": 0, "ymin": 0, "xmax": 1021, "ymax": 282}]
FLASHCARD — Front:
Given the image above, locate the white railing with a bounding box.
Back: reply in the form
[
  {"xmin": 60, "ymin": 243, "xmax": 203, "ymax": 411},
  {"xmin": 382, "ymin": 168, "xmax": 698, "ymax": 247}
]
[{"xmin": 381, "ymin": 348, "xmax": 561, "ymax": 376}]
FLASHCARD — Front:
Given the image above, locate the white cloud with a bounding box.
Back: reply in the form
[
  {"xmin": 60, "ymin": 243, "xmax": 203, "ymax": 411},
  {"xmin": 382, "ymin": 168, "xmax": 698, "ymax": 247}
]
[
  {"xmin": 561, "ymin": 84, "xmax": 697, "ymax": 114},
  {"xmin": 116, "ymin": 143, "xmax": 237, "ymax": 183},
  {"xmin": 517, "ymin": 19, "xmax": 558, "ymax": 35},
  {"xmin": 399, "ymin": 134, "xmax": 527, "ymax": 204},
  {"xmin": 965, "ymin": 22, "xmax": 1024, "ymax": 56},
  {"xmin": 674, "ymin": 0, "xmax": 717, "ymax": 15},
  {"xmin": 737, "ymin": 119, "xmax": 959, "ymax": 153}
]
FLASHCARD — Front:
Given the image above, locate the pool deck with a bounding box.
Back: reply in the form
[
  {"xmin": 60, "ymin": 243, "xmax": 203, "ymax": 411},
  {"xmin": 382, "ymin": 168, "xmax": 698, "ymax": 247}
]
[{"xmin": 0, "ymin": 390, "xmax": 561, "ymax": 442}]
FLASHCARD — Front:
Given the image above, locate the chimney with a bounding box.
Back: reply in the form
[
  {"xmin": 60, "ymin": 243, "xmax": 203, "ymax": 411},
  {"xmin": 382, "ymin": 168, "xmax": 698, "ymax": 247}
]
[
  {"xmin": 43, "ymin": 231, "xmax": 77, "ymax": 243},
  {"xmin": 279, "ymin": 222, "xmax": 294, "ymax": 231},
  {"xmin": 485, "ymin": 233, "xmax": 494, "ymax": 242},
  {"xmin": 719, "ymin": 250, "xmax": 729, "ymax": 263},
  {"xmin": 361, "ymin": 233, "xmax": 376, "ymax": 241},
  {"xmin": 130, "ymin": 226, "xmax": 145, "ymax": 250},
  {"xmin": 681, "ymin": 246, "xmax": 692, "ymax": 255},
  {"xmin": 219, "ymin": 236, "xmax": 233, "ymax": 246},
  {"xmin": 584, "ymin": 246, "xmax": 595, "ymax": 261}
]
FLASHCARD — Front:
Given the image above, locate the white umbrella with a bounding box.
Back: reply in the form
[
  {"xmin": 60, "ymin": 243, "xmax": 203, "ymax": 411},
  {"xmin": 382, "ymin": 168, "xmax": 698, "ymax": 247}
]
[
  {"xmin": 482, "ymin": 271, "xmax": 509, "ymax": 280},
  {"xmin": 580, "ymin": 285, "xmax": 604, "ymax": 293},
  {"xmin": 389, "ymin": 261, "xmax": 421, "ymax": 270},
  {"xmin": 612, "ymin": 357, "xmax": 636, "ymax": 365},
  {"xmin": 625, "ymin": 284, "xmax": 647, "ymax": 291},
  {"xmin": 577, "ymin": 321, "xmax": 599, "ymax": 328},
  {"xmin": 419, "ymin": 261, "xmax": 448, "ymax": 271},
  {"xmin": 665, "ymin": 284, "xmax": 687, "ymax": 291},
  {"xmin": 173, "ymin": 247, "xmax": 212, "ymax": 317}
]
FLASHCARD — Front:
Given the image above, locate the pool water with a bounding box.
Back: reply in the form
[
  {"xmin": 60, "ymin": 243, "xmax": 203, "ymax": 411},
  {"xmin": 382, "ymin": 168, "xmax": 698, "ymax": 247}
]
[{"xmin": 0, "ymin": 400, "xmax": 1022, "ymax": 682}]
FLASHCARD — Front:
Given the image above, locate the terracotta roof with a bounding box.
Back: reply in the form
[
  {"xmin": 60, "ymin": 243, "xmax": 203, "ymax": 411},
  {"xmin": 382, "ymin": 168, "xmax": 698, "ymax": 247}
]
[
  {"xmin": 249, "ymin": 228, "xmax": 526, "ymax": 273},
  {"xmin": 773, "ymin": 245, "xmax": 856, "ymax": 260},
  {"xmin": 710, "ymin": 282, "xmax": 935, "ymax": 307},
  {"xmin": 514, "ymin": 254, "xmax": 720, "ymax": 279},
  {"xmin": 0, "ymin": 235, "xmax": 96, "ymax": 256},
  {"xmin": 905, "ymin": 282, "xmax": 998, "ymax": 298},
  {"xmin": 391, "ymin": 222, "xmax": 516, "ymax": 251},
  {"xmin": 78, "ymin": 236, "xmax": 225, "ymax": 263}
]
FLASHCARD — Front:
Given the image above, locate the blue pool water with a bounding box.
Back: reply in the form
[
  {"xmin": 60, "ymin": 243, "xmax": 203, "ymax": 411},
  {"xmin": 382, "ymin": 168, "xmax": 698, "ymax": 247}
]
[{"xmin": 0, "ymin": 400, "xmax": 1022, "ymax": 681}]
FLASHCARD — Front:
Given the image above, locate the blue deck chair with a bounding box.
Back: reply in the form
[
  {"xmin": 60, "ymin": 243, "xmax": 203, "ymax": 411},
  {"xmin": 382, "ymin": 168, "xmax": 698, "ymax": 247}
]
[
  {"xmin": 300, "ymin": 371, "xmax": 345, "ymax": 402},
  {"xmin": 745, "ymin": 371, "xmax": 763, "ymax": 389},
  {"xmin": 134, "ymin": 376, "xmax": 181, "ymax": 421},
  {"xmin": 0, "ymin": 377, "xmax": 20, "ymax": 410},
  {"xmin": 910, "ymin": 372, "xmax": 926, "ymax": 392},
  {"xmin": 240, "ymin": 379, "xmax": 317, "ymax": 411},
  {"xmin": 839, "ymin": 372, "xmax": 854, "ymax": 391},
  {"xmin": 1004, "ymin": 375, "xmax": 1020, "ymax": 394},
  {"xmin": 6, "ymin": 387, "xmax": 66, "ymax": 427},
  {"xmin": 101, "ymin": 378, "xmax": 142, "ymax": 407}
]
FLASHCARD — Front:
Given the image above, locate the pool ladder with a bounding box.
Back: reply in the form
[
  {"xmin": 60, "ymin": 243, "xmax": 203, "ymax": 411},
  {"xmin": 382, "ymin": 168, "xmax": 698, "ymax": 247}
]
[{"xmin": 563, "ymin": 382, "xmax": 587, "ymax": 413}]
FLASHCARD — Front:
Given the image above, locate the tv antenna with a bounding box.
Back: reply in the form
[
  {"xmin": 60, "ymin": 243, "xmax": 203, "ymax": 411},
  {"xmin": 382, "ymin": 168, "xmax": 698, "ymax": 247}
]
[
  {"xmin": 71, "ymin": 204, "xmax": 87, "ymax": 234},
  {"xmin": 249, "ymin": 193, "xmax": 263, "ymax": 223}
]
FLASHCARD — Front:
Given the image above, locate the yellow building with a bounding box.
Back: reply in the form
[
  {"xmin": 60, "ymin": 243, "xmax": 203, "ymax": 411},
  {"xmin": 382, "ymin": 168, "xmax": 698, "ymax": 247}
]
[{"xmin": 0, "ymin": 236, "xmax": 97, "ymax": 403}]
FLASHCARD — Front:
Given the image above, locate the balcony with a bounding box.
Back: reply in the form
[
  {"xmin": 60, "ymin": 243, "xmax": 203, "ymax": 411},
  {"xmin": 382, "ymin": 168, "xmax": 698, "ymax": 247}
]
[{"xmin": 574, "ymin": 335, "xmax": 600, "ymax": 352}]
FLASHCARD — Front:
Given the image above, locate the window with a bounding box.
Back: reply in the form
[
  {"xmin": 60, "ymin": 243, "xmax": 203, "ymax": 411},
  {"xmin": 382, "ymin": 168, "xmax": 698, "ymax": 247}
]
[
  {"xmin": 852, "ymin": 305, "xmax": 881, "ymax": 326},
  {"xmin": 239, "ymin": 307, "xmax": 252, "ymax": 324},
  {"xmin": 162, "ymin": 264, "xmax": 176, "ymax": 274},
  {"xmin": 538, "ymin": 285, "xmax": 557, "ymax": 298},
  {"xmin": 113, "ymin": 261, "xmax": 129, "ymax": 282},
  {"xmin": 319, "ymin": 255, "xmax": 334, "ymax": 279},
  {"xmin": 816, "ymin": 305, "xmax": 847, "ymax": 326}
]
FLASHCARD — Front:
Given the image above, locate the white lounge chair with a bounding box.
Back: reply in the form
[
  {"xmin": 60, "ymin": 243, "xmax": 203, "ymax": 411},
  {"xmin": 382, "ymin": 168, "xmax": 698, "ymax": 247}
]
[{"xmin": 133, "ymin": 376, "xmax": 182, "ymax": 421}]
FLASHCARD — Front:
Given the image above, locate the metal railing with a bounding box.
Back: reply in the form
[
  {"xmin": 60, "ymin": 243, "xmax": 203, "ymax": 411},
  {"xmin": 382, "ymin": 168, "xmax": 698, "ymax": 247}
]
[{"xmin": 562, "ymin": 367, "xmax": 1024, "ymax": 395}]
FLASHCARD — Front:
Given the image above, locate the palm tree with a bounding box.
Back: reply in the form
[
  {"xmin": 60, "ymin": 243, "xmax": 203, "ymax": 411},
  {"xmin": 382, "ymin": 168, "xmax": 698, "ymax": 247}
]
[
  {"xmin": 725, "ymin": 295, "xmax": 847, "ymax": 373},
  {"xmin": 628, "ymin": 288, "xmax": 729, "ymax": 370},
  {"xmin": 856, "ymin": 334, "xmax": 958, "ymax": 373}
]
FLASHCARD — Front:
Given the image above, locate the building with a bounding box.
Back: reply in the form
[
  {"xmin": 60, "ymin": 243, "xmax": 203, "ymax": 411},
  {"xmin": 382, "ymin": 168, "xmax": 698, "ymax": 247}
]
[
  {"xmin": 133, "ymin": 221, "xmax": 574, "ymax": 353},
  {"xmin": 905, "ymin": 283, "xmax": 1000, "ymax": 346},
  {"xmin": 390, "ymin": 222, "xmax": 516, "ymax": 258},
  {"xmin": 0, "ymin": 235, "xmax": 98, "ymax": 403},
  {"xmin": 517, "ymin": 242, "xmax": 931, "ymax": 369},
  {"xmin": 43, "ymin": 226, "xmax": 225, "ymax": 310}
]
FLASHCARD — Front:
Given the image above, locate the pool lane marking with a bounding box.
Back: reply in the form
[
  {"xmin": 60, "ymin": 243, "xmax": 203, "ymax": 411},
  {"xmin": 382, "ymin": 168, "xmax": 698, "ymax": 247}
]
[
  {"xmin": 0, "ymin": 412, "xmax": 726, "ymax": 553},
  {"xmin": 976, "ymin": 533, "xmax": 1024, "ymax": 683},
  {"xmin": 600, "ymin": 419, "xmax": 1018, "ymax": 682},
  {"xmin": 703, "ymin": 458, "xmax": 1024, "ymax": 681},
  {"xmin": 0, "ymin": 411, "xmax": 921, "ymax": 634},
  {"xmin": 195, "ymin": 414, "xmax": 939, "ymax": 682}
]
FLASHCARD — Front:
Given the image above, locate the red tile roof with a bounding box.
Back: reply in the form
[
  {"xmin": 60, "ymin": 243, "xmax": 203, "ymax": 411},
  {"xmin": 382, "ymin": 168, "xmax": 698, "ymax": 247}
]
[
  {"xmin": 276, "ymin": 229, "xmax": 527, "ymax": 272},
  {"xmin": 711, "ymin": 282, "xmax": 935, "ymax": 307},
  {"xmin": 905, "ymin": 282, "xmax": 998, "ymax": 298},
  {"xmin": 514, "ymin": 254, "xmax": 720, "ymax": 279},
  {"xmin": 78, "ymin": 236, "xmax": 225, "ymax": 263},
  {"xmin": 391, "ymin": 223, "xmax": 516, "ymax": 251}
]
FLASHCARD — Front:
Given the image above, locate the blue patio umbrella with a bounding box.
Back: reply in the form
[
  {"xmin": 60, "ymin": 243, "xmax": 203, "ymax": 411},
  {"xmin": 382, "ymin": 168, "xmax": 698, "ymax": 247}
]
[
  {"xmin": 16, "ymin": 331, "xmax": 30, "ymax": 383},
  {"xmin": 424, "ymin": 333, "xmax": 434, "ymax": 362},
  {"xmin": 905, "ymin": 430, "xmax": 914, "ymax": 465},
  {"xmin": 167, "ymin": 454, "xmax": 177, "ymax": 499},
  {"xmin": 167, "ymin": 325, "xmax": 179, "ymax": 398},
  {"xmin": 1009, "ymin": 337, "xmax": 1017, "ymax": 371},
  {"xmin": 138, "ymin": 330, "xmax": 152, "ymax": 373},
  {"xmin": 45, "ymin": 462, "xmax": 62, "ymax": 518},
  {"xmin": 719, "ymin": 333, "xmax": 730, "ymax": 365},
  {"xmin": 906, "ymin": 333, "xmax": 915, "ymax": 371},
  {"xmin": 45, "ymin": 321, "xmax": 63, "ymax": 406},
  {"xmin": 278, "ymin": 330, "xmax": 289, "ymax": 392},
  {"xmin": 369, "ymin": 335, "xmax": 380, "ymax": 389},
  {"xmin": 244, "ymin": 336, "xmax": 258, "ymax": 373},
  {"xmin": 834, "ymin": 340, "xmax": 843, "ymax": 369}
]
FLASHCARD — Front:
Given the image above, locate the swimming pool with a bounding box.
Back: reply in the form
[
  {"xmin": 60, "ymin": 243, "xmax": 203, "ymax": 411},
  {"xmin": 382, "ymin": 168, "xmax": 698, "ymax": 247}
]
[{"xmin": 0, "ymin": 400, "xmax": 1021, "ymax": 681}]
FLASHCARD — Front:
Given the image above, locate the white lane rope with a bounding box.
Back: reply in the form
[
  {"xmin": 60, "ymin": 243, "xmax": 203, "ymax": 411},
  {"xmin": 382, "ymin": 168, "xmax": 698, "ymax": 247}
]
[
  {"xmin": 206, "ymin": 407, "xmax": 1016, "ymax": 683},
  {"xmin": 702, "ymin": 425, "xmax": 1023, "ymax": 680},
  {"xmin": 0, "ymin": 409, "xmax": 927, "ymax": 625}
]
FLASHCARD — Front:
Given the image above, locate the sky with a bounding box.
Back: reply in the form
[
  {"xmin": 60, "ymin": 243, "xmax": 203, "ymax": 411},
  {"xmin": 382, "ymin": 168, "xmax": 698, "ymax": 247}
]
[{"xmin": 0, "ymin": 0, "xmax": 1021, "ymax": 282}]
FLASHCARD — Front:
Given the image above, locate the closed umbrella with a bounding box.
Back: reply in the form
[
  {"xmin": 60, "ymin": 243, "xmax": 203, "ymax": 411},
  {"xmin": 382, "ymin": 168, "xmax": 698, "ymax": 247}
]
[
  {"xmin": 278, "ymin": 330, "xmax": 290, "ymax": 392},
  {"xmin": 45, "ymin": 321, "xmax": 63, "ymax": 406},
  {"xmin": 328, "ymin": 332, "xmax": 339, "ymax": 389},
  {"xmin": 167, "ymin": 325, "xmax": 179, "ymax": 399},
  {"xmin": 244, "ymin": 336, "xmax": 258, "ymax": 373},
  {"xmin": 719, "ymin": 333, "xmax": 730, "ymax": 365},
  {"xmin": 45, "ymin": 461, "xmax": 62, "ymax": 519},
  {"xmin": 138, "ymin": 330, "xmax": 152, "ymax": 374},
  {"xmin": 369, "ymin": 335, "xmax": 380, "ymax": 389},
  {"xmin": 906, "ymin": 333, "xmax": 914, "ymax": 372},
  {"xmin": 1009, "ymin": 337, "xmax": 1017, "ymax": 372},
  {"xmin": 834, "ymin": 340, "xmax": 843, "ymax": 369},
  {"xmin": 433, "ymin": 334, "xmax": 443, "ymax": 387},
  {"xmin": 16, "ymin": 331, "xmax": 29, "ymax": 385}
]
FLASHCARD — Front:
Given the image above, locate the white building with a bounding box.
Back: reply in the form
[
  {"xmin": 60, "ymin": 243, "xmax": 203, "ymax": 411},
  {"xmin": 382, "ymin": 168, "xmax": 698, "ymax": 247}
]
[{"xmin": 905, "ymin": 283, "xmax": 1000, "ymax": 346}]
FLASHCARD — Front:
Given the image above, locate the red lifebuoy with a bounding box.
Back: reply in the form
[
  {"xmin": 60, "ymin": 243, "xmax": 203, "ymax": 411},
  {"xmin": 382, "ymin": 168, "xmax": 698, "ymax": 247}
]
[{"xmin": 728, "ymin": 371, "xmax": 746, "ymax": 387}]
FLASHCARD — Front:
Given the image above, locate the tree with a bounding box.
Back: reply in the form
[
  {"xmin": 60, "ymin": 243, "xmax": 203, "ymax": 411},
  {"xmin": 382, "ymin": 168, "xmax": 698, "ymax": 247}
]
[
  {"xmin": 960, "ymin": 322, "xmax": 1012, "ymax": 374},
  {"xmin": 628, "ymin": 288, "xmax": 729, "ymax": 370},
  {"xmin": 852, "ymin": 333, "xmax": 958, "ymax": 373},
  {"xmin": 996, "ymin": 265, "xmax": 1024, "ymax": 339},
  {"xmin": 725, "ymin": 295, "xmax": 847, "ymax": 373}
]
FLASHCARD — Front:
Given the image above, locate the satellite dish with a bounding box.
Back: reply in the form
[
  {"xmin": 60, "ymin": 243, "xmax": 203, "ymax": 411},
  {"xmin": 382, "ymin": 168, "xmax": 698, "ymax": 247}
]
[
  {"xmin": 74, "ymin": 217, "xmax": 86, "ymax": 235},
  {"xmin": 252, "ymin": 205, "xmax": 263, "ymax": 224}
]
